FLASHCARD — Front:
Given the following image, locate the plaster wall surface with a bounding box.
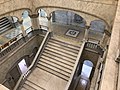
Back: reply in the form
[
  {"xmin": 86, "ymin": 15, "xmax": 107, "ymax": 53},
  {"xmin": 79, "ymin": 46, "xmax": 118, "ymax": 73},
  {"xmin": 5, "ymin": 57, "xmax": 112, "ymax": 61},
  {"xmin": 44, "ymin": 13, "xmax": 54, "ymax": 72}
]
[
  {"xmin": 33, "ymin": 0, "xmax": 117, "ymax": 27},
  {"xmin": 0, "ymin": 36, "xmax": 39, "ymax": 83},
  {"xmin": 0, "ymin": 0, "xmax": 117, "ymax": 29},
  {"xmin": 99, "ymin": 0, "xmax": 120, "ymax": 90}
]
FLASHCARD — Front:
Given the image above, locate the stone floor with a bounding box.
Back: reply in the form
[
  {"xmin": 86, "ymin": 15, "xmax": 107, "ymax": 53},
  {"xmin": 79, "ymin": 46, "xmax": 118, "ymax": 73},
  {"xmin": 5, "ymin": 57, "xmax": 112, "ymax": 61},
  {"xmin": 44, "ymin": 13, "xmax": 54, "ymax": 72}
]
[{"xmin": 51, "ymin": 23, "xmax": 85, "ymax": 46}]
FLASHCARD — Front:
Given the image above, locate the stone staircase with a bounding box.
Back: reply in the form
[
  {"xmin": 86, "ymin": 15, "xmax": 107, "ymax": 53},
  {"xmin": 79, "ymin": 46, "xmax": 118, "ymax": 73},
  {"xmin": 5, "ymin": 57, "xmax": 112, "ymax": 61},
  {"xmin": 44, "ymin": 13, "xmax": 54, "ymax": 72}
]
[
  {"xmin": 0, "ymin": 17, "xmax": 13, "ymax": 34},
  {"xmin": 21, "ymin": 37, "xmax": 81, "ymax": 90}
]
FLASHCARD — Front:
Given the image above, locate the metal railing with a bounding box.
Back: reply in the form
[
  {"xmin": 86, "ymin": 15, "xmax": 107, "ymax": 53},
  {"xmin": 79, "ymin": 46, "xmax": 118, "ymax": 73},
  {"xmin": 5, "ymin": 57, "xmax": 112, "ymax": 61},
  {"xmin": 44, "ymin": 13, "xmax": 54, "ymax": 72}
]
[
  {"xmin": 13, "ymin": 31, "xmax": 51, "ymax": 90},
  {"xmin": 85, "ymin": 41, "xmax": 104, "ymax": 57}
]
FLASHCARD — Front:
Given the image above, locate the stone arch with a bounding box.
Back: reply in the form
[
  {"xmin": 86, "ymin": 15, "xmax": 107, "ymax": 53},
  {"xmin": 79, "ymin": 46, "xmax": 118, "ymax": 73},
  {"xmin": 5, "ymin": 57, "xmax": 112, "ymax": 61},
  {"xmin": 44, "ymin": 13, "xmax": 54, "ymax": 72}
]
[
  {"xmin": 35, "ymin": 6, "xmax": 109, "ymax": 30},
  {"xmin": 0, "ymin": 8, "xmax": 32, "ymax": 21},
  {"xmin": 37, "ymin": 8, "xmax": 49, "ymax": 30},
  {"xmin": 50, "ymin": 10, "xmax": 86, "ymax": 28},
  {"xmin": 38, "ymin": 9, "xmax": 48, "ymax": 17},
  {"xmin": 12, "ymin": 16, "xmax": 19, "ymax": 23},
  {"xmin": 89, "ymin": 20, "xmax": 107, "ymax": 33}
]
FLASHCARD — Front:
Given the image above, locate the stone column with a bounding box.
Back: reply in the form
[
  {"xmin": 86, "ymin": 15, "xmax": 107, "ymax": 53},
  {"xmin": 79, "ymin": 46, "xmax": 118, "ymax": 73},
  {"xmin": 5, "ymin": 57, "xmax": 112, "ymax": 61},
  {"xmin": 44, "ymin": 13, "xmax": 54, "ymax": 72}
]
[{"xmin": 29, "ymin": 14, "xmax": 39, "ymax": 30}]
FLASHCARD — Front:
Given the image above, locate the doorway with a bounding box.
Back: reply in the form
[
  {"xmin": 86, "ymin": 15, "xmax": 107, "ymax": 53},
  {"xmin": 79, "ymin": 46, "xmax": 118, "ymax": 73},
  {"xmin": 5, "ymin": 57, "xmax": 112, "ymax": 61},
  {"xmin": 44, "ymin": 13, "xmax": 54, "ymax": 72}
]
[{"xmin": 18, "ymin": 59, "xmax": 28, "ymax": 74}]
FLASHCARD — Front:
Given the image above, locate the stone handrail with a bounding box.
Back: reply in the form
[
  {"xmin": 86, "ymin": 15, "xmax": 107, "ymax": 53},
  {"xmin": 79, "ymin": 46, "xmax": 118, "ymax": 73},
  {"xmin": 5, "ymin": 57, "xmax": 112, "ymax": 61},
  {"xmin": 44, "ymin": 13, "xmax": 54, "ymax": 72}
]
[
  {"xmin": 85, "ymin": 41, "xmax": 104, "ymax": 57},
  {"xmin": 0, "ymin": 29, "xmax": 43, "ymax": 59},
  {"xmin": 13, "ymin": 31, "xmax": 50, "ymax": 90},
  {"xmin": 65, "ymin": 41, "xmax": 86, "ymax": 90}
]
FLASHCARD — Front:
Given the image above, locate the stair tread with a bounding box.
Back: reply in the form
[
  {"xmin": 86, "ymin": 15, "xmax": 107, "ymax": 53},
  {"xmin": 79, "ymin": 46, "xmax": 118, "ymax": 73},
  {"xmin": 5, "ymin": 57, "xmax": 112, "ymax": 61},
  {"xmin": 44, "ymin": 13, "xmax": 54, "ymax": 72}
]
[
  {"xmin": 0, "ymin": 20, "xmax": 10, "ymax": 26},
  {"xmin": 0, "ymin": 18, "xmax": 8, "ymax": 24},
  {"xmin": 39, "ymin": 58, "xmax": 72, "ymax": 73},
  {"xmin": 0, "ymin": 21, "xmax": 10, "ymax": 28},
  {"xmin": 43, "ymin": 50, "xmax": 76, "ymax": 64},
  {"xmin": 26, "ymin": 67, "xmax": 68, "ymax": 90},
  {"xmin": 21, "ymin": 87, "xmax": 28, "ymax": 90},
  {"xmin": 25, "ymin": 80, "xmax": 45, "ymax": 90},
  {"xmin": 0, "ymin": 24, "xmax": 11, "ymax": 30},
  {"xmin": 46, "ymin": 44, "xmax": 78, "ymax": 56},
  {"xmin": 41, "ymin": 55, "xmax": 74, "ymax": 70},
  {"xmin": 23, "ymin": 82, "xmax": 37, "ymax": 90},
  {"xmin": 37, "ymin": 64, "xmax": 69, "ymax": 81},
  {"xmin": 44, "ymin": 47, "xmax": 77, "ymax": 60},
  {"xmin": 47, "ymin": 42, "xmax": 79, "ymax": 53},
  {"xmin": 50, "ymin": 37, "xmax": 80, "ymax": 49},
  {"xmin": 38, "ymin": 62, "xmax": 71, "ymax": 77}
]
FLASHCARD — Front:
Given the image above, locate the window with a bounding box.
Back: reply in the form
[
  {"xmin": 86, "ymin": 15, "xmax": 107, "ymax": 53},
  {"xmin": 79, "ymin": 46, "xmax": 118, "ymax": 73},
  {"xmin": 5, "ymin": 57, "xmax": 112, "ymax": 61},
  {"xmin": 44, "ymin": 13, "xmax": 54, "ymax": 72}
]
[
  {"xmin": 18, "ymin": 59, "xmax": 28, "ymax": 74},
  {"xmin": 22, "ymin": 10, "xmax": 32, "ymax": 34},
  {"xmin": 81, "ymin": 60, "xmax": 93, "ymax": 78}
]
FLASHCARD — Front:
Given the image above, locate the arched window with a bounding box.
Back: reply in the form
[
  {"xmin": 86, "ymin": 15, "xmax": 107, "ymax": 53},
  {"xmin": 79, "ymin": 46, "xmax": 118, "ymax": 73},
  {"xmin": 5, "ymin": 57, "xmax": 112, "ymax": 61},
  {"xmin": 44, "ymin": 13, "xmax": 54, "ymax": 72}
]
[
  {"xmin": 38, "ymin": 9, "xmax": 47, "ymax": 17},
  {"xmin": 81, "ymin": 60, "xmax": 93, "ymax": 78},
  {"xmin": 51, "ymin": 10, "xmax": 86, "ymax": 28},
  {"xmin": 22, "ymin": 10, "xmax": 32, "ymax": 34},
  {"xmin": 38, "ymin": 9, "xmax": 48, "ymax": 30},
  {"xmin": 89, "ymin": 20, "xmax": 106, "ymax": 33},
  {"xmin": 12, "ymin": 17, "xmax": 18, "ymax": 23}
]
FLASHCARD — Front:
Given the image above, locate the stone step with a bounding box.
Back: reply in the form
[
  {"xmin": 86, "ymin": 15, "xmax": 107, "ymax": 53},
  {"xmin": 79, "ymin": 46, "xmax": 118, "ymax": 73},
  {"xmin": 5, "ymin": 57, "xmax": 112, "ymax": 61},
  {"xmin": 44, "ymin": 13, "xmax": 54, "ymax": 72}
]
[
  {"xmin": 24, "ymin": 80, "xmax": 45, "ymax": 90},
  {"xmin": 21, "ymin": 87, "xmax": 27, "ymax": 90},
  {"xmin": 37, "ymin": 64, "xmax": 69, "ymax": 81},
  {"xmin": 39, "ymin": 58, "xmax": 72, "ymax": 73},
  {"xmin": 41, "ymin": 55, "xmax": 74, "ymax": 70},
  {"xmin": 46, "ymin": 44, "xmax": 78, "ymax": 57},
  {"xmin": 0, "ymin": 18, "xmax": 9, "ymax": 24},
  {"xmin": 38, "ymin": 61, "xmax": 71, "ymax": 76},
  {"xmin": 44, "ymin": 47, "xmax": 77, "ymax": 60},
  {"xmin": 22, "ymin": 83, "xmax": 36, "ymax": 90},
  {"xmin": 43, "ymin": 50, "xmax": 76, "ymax": 64},
  {"xmin": 47, "ymin": 41, "xmax": 79, "ymax": 54},
  {"xmin": 0, "ymin": 21, "xmax": 10, "ymax": 28},
  {"xmin": 0, "ymin": 24, "xmax": 12, "ymax": 31},
  {"xmin": 50, "ymin": 37, "xmax": 80, "ymax": 50}
]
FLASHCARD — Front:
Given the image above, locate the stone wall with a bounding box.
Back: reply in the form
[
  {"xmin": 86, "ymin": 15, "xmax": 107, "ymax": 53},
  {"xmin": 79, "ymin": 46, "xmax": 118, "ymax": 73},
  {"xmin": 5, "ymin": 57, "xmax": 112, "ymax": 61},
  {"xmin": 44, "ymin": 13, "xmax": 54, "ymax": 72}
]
[
  {"xmin": 99, "ymin": 0, "xmax": 120, "ymax": 90},
  {"xmin": 0, "ymin": 35, "xmax": 43, "ymax": 83},
  {"xmin": 34, "ymin": 0, "xmax": 117, "ymax": 29},
  {"xmin": 0, "ymin": 0, "xmax": 117, "ymax": 31}
]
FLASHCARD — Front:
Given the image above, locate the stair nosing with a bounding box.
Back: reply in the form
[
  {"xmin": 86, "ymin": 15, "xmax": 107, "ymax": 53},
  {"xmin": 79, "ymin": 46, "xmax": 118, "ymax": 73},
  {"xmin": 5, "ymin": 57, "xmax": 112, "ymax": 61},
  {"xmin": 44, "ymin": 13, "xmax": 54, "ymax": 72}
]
[
  {"xmin": 44, "ymin": 48, "xmax": 77, "ymax": 60},
  {"xmin": 41, "ymin": 53, "xmax": 75, "ymax": 67},
  {"xmin": 37, "ymin": 63, "xmax": 70, "ymax": 78},
  {"xmin": 50, "ymin": 37, "xmax": 80, "ymax": 48},
  {"xmin": 48, "ymin": 42, "xmax": 79, "ymax": 53},
  {"xmin": 46, "ymin": 44, "xmax": 78, "ymax": 57},
  {"xmin": 23, "ymin": 82, "xmax": 37, "ymax": 90},
  {"xmin": 38, "ymin": 61, "xmax": 71, "ymax": 74},
  {"xmin": 40, "ymin": 57, "xmax": 73, "ymax": 71},
  {"xmin": 43, "ymin": 50, "xmax": 76, "ymax": 63},
  {"xmin": 26, "ymin": 79, "xmax": 45, "ymax": 90},
  {"xmin": 37, "ymin": 64, "xmax": 69, "ymax": 81}
]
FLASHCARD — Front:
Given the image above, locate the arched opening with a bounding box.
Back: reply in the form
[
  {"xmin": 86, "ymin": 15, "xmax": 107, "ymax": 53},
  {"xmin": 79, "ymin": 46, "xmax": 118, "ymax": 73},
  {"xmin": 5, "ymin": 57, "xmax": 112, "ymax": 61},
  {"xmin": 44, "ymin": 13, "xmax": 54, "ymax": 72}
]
[
  {"xmin": 81, "ymin": 60, "xmax": 93, "ymax": 78},
  {"xmin": 12, "ymin": 17, "xmax": 18, "ymax": 23},
  {"xmin": 51, "ymin": 10, "xmax": 86, "ymax": 28},
  {"xmin": 38, "ymin": 9, "xmax": 48, "ymax": 30},
  {"xmin": 88, "ymin": 20, "xmax": 107, "ymax": 43},
  {"xmin": 22, "ymin": 10, "xmax": 32, "ymax": 34},
  {"xmin": 49, "ymin": 10, "xmax": 87, "ymax": 44},
  {"xmin": 89, "ymin": 20, "xmax": 106, "ymax": 33}
]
